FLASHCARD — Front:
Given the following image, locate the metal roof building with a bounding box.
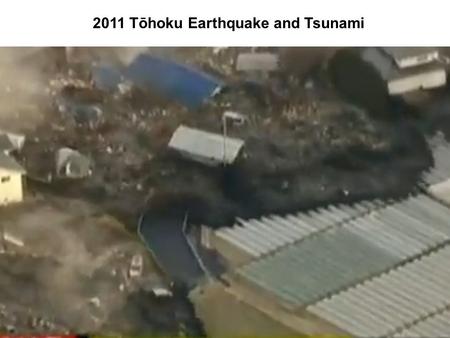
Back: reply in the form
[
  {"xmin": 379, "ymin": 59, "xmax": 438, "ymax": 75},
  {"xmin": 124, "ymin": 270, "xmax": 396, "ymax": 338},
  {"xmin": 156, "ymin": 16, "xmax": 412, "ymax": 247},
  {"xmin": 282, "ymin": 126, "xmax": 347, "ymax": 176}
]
[
  {"xmin": 168, "ymin": 125, "xmax": 245, "ymax": 166},
  {"xmin": 199, "ymin": 191, "xmax": 450, "ymax": 335},
  {"xmin": 308, "ymin": 245, "xmax": 450, "ymax": 337},
  {"xmin": 232, "ymin": 194, "xmax": 450, "ymax": 308}
]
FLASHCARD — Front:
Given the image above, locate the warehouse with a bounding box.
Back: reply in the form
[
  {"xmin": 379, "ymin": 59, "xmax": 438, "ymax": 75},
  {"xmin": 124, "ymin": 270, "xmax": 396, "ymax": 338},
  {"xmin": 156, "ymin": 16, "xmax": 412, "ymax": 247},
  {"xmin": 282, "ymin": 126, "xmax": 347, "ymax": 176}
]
[{"xmin": 193, "ymin": 193, "xmax": 450, "ymax": 335}]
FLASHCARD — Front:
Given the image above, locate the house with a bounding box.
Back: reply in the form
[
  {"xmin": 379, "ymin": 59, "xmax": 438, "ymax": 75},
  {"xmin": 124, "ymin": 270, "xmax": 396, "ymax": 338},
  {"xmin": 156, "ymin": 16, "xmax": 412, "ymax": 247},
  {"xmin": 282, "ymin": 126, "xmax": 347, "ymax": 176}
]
[
  {"xmin": 0, "ymin": 153, "xmax": 25, "ymax": 205},
  {"xmin": 168, "ymin": 125, "xmax": 245, "ymax": 166},
  {"xmin": 361, "ymin": 47, "xmax": 447, "ymax": 95}
]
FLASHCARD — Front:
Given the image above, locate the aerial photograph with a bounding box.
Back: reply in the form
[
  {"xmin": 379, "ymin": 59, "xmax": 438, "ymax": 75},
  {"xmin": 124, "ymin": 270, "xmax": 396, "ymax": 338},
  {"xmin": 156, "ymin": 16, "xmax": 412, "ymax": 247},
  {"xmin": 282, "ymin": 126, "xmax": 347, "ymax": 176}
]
[{"xmin": 0, "ymin": 47, "xmax": 450, "ymax": 337}]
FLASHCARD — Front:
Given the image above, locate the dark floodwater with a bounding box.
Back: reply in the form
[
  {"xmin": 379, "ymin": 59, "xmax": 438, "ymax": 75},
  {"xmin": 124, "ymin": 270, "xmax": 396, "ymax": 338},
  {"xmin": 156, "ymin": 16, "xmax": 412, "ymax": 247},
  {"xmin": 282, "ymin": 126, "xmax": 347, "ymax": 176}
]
[{"xmin": 139, "ymin": 212, "xmax": 204, "ymax": 289}]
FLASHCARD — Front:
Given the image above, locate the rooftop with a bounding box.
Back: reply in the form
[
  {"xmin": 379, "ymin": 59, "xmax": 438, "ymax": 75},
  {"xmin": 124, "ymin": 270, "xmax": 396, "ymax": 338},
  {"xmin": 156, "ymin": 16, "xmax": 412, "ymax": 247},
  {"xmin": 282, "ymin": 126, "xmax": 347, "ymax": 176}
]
[
  {"xmin": 308, "ymin": 245, "xmax": 450, "ymax": 337},
  {"xmin": 214, "ymin": 199, "xmax": 384, "ymax": 258},
  {"xmin": 0, "ymin": 153, "xmax": 25, "ymax": 174},
  {"xmin": 395, "ymin": 308, "xmax": 450, "ymax": 337},
  {"xmin": 221, "ymin": 194, "xmax": 450, "ymax": 309}
]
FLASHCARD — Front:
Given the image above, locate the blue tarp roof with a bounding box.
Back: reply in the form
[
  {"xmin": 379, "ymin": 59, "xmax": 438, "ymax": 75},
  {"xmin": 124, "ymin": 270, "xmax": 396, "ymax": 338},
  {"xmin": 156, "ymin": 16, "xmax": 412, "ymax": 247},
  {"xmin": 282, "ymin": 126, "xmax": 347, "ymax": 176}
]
[{"xmin": 125, "ymin": 54, "xmax": 223, "ymax": 110}]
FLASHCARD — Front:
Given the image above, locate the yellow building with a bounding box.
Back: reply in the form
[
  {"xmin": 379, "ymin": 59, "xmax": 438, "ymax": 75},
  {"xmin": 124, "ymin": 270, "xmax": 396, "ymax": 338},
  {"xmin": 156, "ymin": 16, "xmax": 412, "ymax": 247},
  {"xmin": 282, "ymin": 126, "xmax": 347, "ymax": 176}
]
[{"xmin": 0, "ymin": 153, "xmax": 25, "ymax": 205}]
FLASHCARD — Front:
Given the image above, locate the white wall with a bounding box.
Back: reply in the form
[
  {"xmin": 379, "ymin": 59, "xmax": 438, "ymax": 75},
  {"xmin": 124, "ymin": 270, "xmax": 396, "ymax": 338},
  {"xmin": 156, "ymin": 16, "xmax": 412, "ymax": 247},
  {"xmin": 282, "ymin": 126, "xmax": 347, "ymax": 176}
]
[
  {"xmin": 388, "ymin": 69, "xmax": 447, "ymax": 95},
  {"xmin": 0, "ymin": 169, "xmax": 23, "ymax": 205}
]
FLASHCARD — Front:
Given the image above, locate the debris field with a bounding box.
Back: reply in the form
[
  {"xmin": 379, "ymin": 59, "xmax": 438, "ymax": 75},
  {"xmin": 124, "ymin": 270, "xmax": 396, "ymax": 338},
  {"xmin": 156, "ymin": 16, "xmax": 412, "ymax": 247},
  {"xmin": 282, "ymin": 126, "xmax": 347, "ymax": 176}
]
[{"xmin": 0, "ymin": 47, "xmax": 448, "ymax": 335}]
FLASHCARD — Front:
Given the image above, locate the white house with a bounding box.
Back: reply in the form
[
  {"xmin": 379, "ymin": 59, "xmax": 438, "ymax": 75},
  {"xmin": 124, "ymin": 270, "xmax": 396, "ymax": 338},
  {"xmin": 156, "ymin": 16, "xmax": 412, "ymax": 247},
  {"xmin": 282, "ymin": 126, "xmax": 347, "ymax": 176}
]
[{"xmin": 0, "ymin": 153, "xmax": 25, "ymax": 205}]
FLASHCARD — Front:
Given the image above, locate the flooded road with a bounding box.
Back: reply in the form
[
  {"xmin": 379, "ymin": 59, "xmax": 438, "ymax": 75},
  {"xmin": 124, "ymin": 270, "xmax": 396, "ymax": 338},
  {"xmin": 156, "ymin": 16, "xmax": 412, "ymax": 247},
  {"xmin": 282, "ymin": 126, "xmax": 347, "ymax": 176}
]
[{"xmin": 138, "ymin": 212, "xmax": 205, "ymax": 289}]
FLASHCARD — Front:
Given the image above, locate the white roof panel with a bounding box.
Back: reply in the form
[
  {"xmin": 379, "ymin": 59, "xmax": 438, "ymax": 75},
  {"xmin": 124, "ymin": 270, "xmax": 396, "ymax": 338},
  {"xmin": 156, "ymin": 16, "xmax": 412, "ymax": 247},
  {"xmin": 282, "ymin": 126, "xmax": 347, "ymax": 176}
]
[{"xmin": 308, "ymin": 245, "xmax": 450, "ymax": 337}]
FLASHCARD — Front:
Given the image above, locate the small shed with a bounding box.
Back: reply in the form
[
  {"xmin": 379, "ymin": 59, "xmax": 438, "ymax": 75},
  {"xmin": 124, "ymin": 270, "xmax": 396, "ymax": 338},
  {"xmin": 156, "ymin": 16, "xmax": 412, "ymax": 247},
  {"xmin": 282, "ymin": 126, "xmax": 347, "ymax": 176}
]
[
  {"xmin": 0, "ymin": 153, "xmax": 25, "ymax": 205},
  {"xmin": 168, "ymin": 125, "xmax": 244, "ymax": 166}
]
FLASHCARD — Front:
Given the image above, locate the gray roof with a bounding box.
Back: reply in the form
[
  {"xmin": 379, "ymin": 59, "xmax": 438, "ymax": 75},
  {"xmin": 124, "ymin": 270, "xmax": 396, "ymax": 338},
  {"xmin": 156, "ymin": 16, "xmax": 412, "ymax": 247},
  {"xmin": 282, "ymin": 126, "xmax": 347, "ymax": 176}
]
[
  {"xmin": 236, "ymin": 194, "xmax": 450, "ymax": 308},
  {"xmin": 394, "ymin": 308, "xmax": 450, "ymax": 337},
  {"xmin": 215, "ymin": 199, "xmax": 384, "ymax": 258},
  {"xmin": 308, "ymin": 245, "xmax": 450, "ymax": 337},
  {"xmin": 0, "ymin": 153, "xmax": 25, "ymax": 173},
  {"xmin": 168, "ymin": 125, "xmax": 244, "ymax": 165}
]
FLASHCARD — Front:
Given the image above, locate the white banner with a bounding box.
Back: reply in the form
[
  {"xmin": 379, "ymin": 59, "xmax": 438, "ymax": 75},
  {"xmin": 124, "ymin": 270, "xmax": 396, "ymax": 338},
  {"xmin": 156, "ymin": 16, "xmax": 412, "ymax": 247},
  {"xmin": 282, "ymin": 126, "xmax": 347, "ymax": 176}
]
[{"xmin": 0, "ymin": 0, "xmax": 447, "ymax": 46}]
